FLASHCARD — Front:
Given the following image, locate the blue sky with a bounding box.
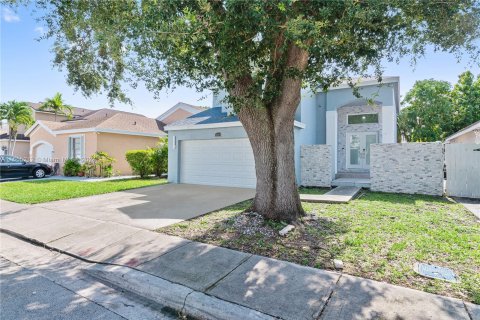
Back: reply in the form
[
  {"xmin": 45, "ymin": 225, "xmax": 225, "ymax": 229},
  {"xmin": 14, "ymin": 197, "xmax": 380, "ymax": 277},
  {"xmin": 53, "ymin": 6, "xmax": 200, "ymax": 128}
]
[{"xmin": 1, "ymin": 6, "xmax": 479, "ymax": 118}]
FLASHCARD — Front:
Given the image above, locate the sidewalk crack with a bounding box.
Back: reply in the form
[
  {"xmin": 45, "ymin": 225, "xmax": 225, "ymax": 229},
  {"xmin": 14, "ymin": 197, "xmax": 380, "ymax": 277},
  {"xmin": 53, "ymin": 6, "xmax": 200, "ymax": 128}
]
[
  {"xmin": 315, "ymin": 273, "xmax": 342, "ymax": 320},
  {"xmin": 204, "ymin": 254, "xmax": 252, "ymax": 293},
  {"xmin": 463, "ymin": 301, "xmax": 474, "ymax": 320}
]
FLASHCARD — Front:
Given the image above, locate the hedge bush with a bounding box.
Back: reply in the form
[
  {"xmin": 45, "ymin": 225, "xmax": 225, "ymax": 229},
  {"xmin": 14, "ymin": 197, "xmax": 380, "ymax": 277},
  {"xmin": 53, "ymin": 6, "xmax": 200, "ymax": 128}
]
[
  {"xmin": 150, "ymin": 138, "xmax": 168, "ymax": 177},
  {"xmin": 125, "ymin": 150, "xmax": 153, "ymax": 178},
  {"xmin": 63, "ymin": 158, "xmax": 82, "ymax": 176}
]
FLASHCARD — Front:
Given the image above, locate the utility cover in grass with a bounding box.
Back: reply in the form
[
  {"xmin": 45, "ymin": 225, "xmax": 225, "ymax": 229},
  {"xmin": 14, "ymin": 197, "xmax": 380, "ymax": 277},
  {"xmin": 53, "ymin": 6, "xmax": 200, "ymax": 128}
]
[{"xmin": 414, "ymin": 263, "xmax": 459, "ymax": 283}]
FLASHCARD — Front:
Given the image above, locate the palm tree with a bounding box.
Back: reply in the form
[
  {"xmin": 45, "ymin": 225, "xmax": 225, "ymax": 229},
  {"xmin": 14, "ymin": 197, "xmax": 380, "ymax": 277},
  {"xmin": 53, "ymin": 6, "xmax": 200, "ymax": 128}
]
[
  {"xmin": 40, "ymin": 93, "xmax": 73, "ymax": 121},
  {"xmin": 0, "ymin": 101, "xmax": 34, "ymax": 155}
]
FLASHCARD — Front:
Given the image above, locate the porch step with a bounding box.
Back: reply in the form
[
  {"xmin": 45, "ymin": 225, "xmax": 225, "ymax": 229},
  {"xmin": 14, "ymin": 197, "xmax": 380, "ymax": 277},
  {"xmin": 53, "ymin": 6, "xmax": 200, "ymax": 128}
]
[
  {"xmin": 335, "ymin": 172, "xmax": 370, "ymax": 179},
  {"xmin": 300, "ymin": 186, "xmax": 361, "ymax": 203},
  {"xmin": 331, "ymin": 178, "xmax": 371, "ymax": 188}
]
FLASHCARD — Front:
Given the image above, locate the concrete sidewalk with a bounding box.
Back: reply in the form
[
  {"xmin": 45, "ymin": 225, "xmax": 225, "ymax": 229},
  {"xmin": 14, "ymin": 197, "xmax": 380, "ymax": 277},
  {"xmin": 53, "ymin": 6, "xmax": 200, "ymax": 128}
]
[{"xmin": 1, "ymin": 201, "xmax": 478, "ymax": 320}]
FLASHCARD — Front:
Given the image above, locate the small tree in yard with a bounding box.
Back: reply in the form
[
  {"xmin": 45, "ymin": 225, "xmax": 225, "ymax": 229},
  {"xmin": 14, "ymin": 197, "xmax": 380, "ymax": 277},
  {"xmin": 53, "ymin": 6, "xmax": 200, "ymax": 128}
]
[
  {"xmin": 0, "ymin": 101, "xmax": 34, "ymax": 155},
  {"xmin": 91, "ymin": 151, "xmax": 116, "ymax": 177},
  {"xmin": 23, "ymin": 1, "xmax": 480, "ymax": 221},
  {"xmin": 125, "ymin": 150, "xmax": 153, "ymax": 178},
  {"xmin": 150, "ymin": 138, "xmax": 168, "ymax": 177}
]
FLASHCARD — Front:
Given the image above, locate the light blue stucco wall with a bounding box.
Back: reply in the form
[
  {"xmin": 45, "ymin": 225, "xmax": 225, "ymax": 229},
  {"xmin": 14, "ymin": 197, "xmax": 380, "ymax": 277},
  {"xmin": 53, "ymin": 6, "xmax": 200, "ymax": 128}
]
[
  {"xmin": 325, "ymin": 84, "xmax": 395, "ymax": 111},
  {"xmin": 316, "ymin": 92, "xmax": 327, "ymax": 144},
  {"xmin": 293, "ymin": 90, "xmax": 318, "ymax": 184}
]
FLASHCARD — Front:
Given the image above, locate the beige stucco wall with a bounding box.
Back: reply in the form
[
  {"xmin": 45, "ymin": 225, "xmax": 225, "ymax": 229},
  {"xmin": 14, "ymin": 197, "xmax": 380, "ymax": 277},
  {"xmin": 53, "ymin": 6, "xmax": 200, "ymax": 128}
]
[
  {"xmin": 449, "ymin": 131, "xmax": 477, "ymax": 144},
  {"xmin": 161, "ymin": 109, "xmax": 193, "ymax": 124},
  {"xmin": 28, "ymin": 126, "xmax": 162, "ymax": 175},
  {"xmin": 97, "ymin": 132, "xmax": 161, "ymax": 175},
  {"xmin": 29, "ymin": 126, "xmax": 98, "ymax": 171},
  {"xmin": 0, "ymin": 140, "xmax": 30, "ymax": 159}
]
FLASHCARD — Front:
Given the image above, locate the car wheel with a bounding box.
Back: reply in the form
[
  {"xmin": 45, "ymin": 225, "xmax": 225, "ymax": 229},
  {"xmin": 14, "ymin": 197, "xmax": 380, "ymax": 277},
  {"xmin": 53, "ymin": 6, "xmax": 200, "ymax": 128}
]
[{"xmin": 34, "ymin": 168, "xmax": 46, "ymax": 179}]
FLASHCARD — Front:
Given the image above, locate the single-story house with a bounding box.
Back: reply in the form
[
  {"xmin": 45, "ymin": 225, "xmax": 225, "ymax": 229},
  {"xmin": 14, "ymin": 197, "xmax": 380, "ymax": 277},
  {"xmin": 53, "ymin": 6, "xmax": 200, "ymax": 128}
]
[
  {"xmin": 3, "ymin": 101, "xmax": 204, "ymax": 175},
  {"xmin": 165, "ymin": 77, "xmax": 400, "ymax": 188},
  {"xmin": 25, "ymin": 108, "xmax": 166, "ymax": 174},
  {"xmin": 445, "ymin": 120, "xmax": 480, "ymax": 144},
  {"xmin": 0, "ymin": 102, "xmax": 92, "ymax": 159}
]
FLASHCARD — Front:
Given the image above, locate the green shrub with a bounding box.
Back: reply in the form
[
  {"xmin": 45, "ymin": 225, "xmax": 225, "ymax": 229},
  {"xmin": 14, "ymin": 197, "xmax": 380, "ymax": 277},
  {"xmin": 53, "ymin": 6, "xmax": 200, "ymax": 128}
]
[
  {"xmin": 125, "ymin": 150, "xmax": 153, "ymax": 178},
  {"xmin": 63, "ymin": 158, "xmax": 82, "ymax": 176},
  {"xmin": 81, "ymin": 160, "xmax": 96, "ymax": 178},
  {"xmin": 92, "ymin": 151, "xmax": 115, "ymax": 177},
  {"xmin": 150, "ymin": 137, "xmax": 168, "ymax": 177}
]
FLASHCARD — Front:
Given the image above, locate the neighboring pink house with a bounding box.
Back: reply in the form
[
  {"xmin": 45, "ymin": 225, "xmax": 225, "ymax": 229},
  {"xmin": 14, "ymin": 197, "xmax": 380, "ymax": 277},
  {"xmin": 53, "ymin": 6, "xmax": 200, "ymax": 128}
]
[
  {"xmin": 1, "ymin": 100, "xmax": 206, "ymax": 175},
  {"xmin": 21, "ymin": 102, "xmax": 206, "ymax": 175},
  {"xmin": 25, "ymin": 109, "xmax": 165, "ymax": 174},
  {"xmin": 0, "ymin": 102, "xmax": 92, "ymax": 159}
]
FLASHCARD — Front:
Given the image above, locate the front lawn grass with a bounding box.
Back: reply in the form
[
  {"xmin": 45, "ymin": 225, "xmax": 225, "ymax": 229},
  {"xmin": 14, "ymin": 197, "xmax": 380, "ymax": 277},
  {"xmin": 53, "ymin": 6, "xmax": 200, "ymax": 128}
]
[
  {"xmin": 0, "ymin": 178, "xmax": 167, "ymax": 204},
  {"xmin": 160, "ymin": 190, "xmax": 480, "ymax": 304}
]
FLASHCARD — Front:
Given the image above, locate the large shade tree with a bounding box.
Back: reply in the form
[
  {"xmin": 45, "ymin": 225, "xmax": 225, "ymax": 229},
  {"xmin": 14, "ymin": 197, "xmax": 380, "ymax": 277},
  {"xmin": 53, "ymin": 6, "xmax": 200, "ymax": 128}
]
[
  {"xmin": 450, "ymin": 71, "xmax": 480, "ymax": 130},
  {"xmin": 398, "ymin": 72, "xmax": 480, "ymax": 142},
  {"xmin": 398, "ymin": 79, "xmax": 454, "ymax": 142},
  {"xmin": 18, "ymin": 0, "xmax": 480, "ymax": 221}
]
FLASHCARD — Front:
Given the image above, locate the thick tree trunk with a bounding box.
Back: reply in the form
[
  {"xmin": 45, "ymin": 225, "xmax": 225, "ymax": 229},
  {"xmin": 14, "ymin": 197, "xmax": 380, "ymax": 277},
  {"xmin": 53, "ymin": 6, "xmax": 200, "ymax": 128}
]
[
  {"xmin": 239, "ymin": 105, "xmax": 303, "ymax": 221},
  {"xmin": 231, "ymin": 43, "xmax": 309, "ymax": 221}
]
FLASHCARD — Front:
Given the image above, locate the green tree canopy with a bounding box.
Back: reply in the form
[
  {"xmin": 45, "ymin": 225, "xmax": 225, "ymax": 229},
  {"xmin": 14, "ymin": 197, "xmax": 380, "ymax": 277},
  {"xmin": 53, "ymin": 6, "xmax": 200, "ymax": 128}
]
[
  {"xmin": 451, "ymin": 71, "xmax": 480, "ymax": 130},
  {"xmin": 398, "ymin": 72, "xmax": 480, "ymax": 142},
  {"xmin": 0, "ymin": 100, "xmax": 34, "ymax": 155},
  {"xmin": 16, "ymin": 0, "xmax": 480, "ymax": 220}
]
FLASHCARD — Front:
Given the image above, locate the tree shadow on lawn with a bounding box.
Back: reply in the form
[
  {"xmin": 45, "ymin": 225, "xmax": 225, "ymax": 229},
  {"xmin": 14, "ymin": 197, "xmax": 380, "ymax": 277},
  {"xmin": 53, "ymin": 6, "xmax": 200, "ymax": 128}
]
[{"xmin": 161, "ymin": 200, "xmax": 351, "ymax": 271}]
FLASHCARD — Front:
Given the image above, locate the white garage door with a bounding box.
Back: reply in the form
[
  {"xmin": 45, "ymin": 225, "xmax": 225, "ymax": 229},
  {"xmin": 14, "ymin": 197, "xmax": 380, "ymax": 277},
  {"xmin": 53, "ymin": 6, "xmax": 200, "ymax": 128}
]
[
  {"xmin": 180, "ymin": 138, "xmax": 256, "ymax": 188},
  {"xmin": 34, "ymin": 143, "xmax": 53, "ymax": 164}
]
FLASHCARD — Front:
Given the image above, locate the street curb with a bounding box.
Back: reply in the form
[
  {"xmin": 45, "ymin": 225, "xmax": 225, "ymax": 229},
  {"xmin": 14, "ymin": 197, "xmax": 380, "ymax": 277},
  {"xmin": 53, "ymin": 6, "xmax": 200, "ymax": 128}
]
[
  {"xmin": 85, "ymin": 264, "xmax": 277, "ymax": 320},
  {"xmin": 1, "ymin": 228, "xmax": 277, "ymax": 319}
]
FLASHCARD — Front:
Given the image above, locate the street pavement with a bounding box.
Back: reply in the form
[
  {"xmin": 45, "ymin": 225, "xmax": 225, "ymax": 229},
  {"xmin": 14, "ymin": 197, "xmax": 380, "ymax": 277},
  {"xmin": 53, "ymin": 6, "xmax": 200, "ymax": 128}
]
[
  {"xmin": 1, "ymin": 194, "xmax": 479, "ymax": 320},
  {"xmin": 0, "ymin": 233, "xmax": 180, "ymax": 320}
]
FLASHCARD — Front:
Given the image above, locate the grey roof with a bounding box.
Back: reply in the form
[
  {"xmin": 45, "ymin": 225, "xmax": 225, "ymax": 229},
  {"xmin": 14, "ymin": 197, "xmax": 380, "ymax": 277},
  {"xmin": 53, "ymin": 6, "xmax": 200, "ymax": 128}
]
[
  {"xmin": 40, "ymin": 109, "xmax": 164, "ymax": 135},
  {"xmin": 0, "ymin": 133, "xmax": 29, "ymax": 141},
  {"xmin": 29, "ymin": 102, "xmax": 95, "ymax": 118},
  {"xmin": 167, "ymin": 107, "xmax": 239, "ymax": 127}
]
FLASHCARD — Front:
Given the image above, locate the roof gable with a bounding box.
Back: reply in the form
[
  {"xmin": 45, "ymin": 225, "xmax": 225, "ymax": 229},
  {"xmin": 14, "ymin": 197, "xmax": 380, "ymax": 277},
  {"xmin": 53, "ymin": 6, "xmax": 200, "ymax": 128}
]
[{"xmin": 156, "ymin": 102, "xmax": 207, "ymax": 122}]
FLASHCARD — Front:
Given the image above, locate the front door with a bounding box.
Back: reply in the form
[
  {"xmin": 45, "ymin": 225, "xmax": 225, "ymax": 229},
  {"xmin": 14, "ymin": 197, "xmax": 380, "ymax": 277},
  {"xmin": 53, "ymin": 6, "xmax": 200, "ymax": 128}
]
[{"xmin": 346, "ymin": 132, "xmax": 378, "ymax": 170}]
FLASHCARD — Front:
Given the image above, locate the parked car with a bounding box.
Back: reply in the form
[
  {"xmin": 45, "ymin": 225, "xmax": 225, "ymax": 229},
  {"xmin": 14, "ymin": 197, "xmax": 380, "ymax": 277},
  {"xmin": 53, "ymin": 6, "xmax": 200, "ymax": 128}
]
[{"xmin": 0, "ymin": 155, "xmax": 52, "ymax": 179}]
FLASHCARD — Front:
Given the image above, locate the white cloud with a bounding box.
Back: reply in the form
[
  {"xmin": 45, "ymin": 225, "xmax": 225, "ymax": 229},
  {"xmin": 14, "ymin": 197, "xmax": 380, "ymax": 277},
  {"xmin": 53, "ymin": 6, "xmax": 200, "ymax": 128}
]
[
  {"xmin": 2, "ymin": 8, "xmax": 20, "ymax": 22},
  {"xmin": 34, "ymin": 26, "xmax": 45, "ymax": 35}
]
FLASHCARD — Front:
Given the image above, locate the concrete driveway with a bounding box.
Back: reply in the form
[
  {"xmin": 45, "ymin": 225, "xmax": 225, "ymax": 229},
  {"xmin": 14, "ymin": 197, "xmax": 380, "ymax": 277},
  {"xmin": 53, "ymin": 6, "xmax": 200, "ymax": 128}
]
[{"xmin": 36, "ymin": 184, "xmax": 255, "ymax": 230}]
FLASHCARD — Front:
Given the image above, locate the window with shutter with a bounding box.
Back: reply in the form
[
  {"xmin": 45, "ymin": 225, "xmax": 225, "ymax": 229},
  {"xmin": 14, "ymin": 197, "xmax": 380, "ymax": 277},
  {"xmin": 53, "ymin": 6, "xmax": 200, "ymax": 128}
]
[{"xmin": 68, "ymin": 135, "xmax": 84, "ymax": 160}]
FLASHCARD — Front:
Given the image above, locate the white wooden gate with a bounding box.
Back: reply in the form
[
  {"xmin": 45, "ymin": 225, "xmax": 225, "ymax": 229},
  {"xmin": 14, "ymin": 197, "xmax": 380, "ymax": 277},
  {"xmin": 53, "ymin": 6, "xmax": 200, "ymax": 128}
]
[{"xmin": 445, "ymin": 144, "xmax": 480, "ymax": 198}]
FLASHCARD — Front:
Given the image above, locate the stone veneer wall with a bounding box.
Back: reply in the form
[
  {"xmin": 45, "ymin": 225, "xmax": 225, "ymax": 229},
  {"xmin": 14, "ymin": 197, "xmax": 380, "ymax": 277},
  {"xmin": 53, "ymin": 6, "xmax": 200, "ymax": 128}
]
[
  {"xmin": 370, "ymin": 143, "xmax": 444, "ymax": 196},
  {"xmin": 337, "ymin": 104, "xmax": 382, "ymax": 172},
  {"xmin": 300, "ymin": 145, "xmax": 333, "ymax": 187}
]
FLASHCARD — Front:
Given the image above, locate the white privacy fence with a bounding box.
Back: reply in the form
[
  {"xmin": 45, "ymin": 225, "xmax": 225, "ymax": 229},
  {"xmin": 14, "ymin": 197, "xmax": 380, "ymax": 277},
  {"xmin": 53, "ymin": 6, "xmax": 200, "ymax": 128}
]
[{"xmin": 445, "ymin": 144, "xmax": 480, "ymax": 199}]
